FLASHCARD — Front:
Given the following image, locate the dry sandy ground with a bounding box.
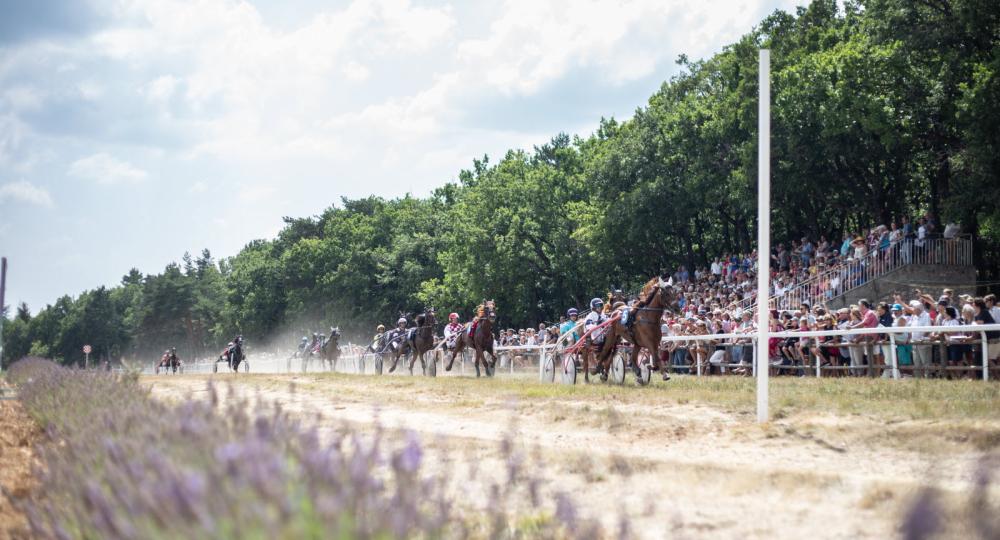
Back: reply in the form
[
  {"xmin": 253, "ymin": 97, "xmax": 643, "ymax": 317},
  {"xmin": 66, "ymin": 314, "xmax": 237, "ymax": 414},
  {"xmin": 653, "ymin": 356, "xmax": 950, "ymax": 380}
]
[
  {"xmin": 0, "ymin": 383, "xmax": 41, "ymax": 540},
  {"xmin": 146, "ymin": 373, "xmax": 997, "ymax": 539}
]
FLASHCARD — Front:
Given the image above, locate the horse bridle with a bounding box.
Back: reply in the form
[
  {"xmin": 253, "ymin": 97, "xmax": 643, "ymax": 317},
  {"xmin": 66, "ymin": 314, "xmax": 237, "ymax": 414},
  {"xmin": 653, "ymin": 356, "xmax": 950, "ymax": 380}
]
[{"xmin": 632, "ymin": 276, "xmax": 675, "ymax": 325}]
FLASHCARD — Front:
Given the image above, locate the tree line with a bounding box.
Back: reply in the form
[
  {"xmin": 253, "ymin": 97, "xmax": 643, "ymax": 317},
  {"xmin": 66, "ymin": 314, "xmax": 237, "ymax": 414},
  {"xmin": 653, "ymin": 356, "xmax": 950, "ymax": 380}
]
[{"xmin": 4, "ymin": 0, "xmax": 999, "ymax": 366}]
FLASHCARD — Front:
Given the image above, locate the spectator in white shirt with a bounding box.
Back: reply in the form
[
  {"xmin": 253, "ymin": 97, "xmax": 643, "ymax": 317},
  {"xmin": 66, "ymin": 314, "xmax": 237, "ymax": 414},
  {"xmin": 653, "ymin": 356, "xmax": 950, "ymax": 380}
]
[{"xmin": 908, "ymin": 301, "xmax": 933, "ymax": 378}]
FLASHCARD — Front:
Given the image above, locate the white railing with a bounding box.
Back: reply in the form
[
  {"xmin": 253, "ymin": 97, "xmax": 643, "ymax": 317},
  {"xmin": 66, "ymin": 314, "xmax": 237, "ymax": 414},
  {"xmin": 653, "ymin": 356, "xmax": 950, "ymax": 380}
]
[
  {"xmin": 648, "ymin": 323, "xmax": 997, "ymax": 381},
  {"xmin": 141, "ymin": 321, "xmax": 998, "ymax": 383}
]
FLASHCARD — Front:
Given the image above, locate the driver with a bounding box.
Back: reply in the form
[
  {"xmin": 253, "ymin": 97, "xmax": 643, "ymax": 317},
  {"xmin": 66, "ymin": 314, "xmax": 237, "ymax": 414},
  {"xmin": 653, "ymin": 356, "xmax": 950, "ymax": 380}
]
[
  {"xmin": 389, "ymin": 317, "xmax": 408, "ymax": 351},
  {"xmin": 584, "ymin": 298, "xmax": 609, "ymax": 348},
  {"xmin": 560, "ymin": 308, "xmax": 580, "ymax": 345},
  {"xmin": 372, "ymin": 324, "xmax": 386, "ymax": 348},
  {"xmin": 444, "ymin": 313, "xmax": 463, "ymax": 349}
]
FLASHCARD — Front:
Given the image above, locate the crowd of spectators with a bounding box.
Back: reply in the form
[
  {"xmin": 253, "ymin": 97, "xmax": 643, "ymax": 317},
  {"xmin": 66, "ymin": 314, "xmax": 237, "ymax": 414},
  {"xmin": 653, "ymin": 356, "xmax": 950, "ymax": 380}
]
[
  {"xmin": 654, "ymin": 289, "xmax": 1000, "ymax": 378},
  {"xmin": 665, "ymin": 213, "xmax": 966, "ymax": 319},
  {"xmin": 488, "ymin": 213, "xmax": 991, "ymax": 378}
]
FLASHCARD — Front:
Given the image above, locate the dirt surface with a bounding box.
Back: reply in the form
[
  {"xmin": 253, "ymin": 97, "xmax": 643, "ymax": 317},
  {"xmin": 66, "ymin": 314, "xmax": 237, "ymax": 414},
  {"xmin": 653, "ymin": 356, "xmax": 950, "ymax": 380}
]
[
  {"xmin": 146, "ymin": 373, "xmax": 998, "ymax": 539},
  {"xmin": 0, "ymin": 384, "xmax": 42, "ymax": 540}
]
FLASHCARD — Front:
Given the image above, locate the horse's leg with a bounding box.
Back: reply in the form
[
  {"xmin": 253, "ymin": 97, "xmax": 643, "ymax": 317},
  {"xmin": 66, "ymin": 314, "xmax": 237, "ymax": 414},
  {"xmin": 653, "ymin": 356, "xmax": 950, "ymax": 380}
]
[
  {"xmin": 582, "ymin": 344, "xmax": 591, "ymax": 383},
  {"xmin": 408, "ymin": 349, "xmax": 417, "ymax": 375},
  {"xmin": 474, "ymin": 348, "xmax": 482, "ymax": 377},
  {"xmin": 484, "ymin": 346, "xmax": 497, "ymax": 376},
  {"xmin": 388, "ymin": 349, "xmax": 400, "ymax": 373},
  {"xmin": 647, "ymin": 333, "xmax": 669, "ymax": 380},
  {"xmin": 446, "ymin": 340, "xmax": 461, "ymax": 371}
]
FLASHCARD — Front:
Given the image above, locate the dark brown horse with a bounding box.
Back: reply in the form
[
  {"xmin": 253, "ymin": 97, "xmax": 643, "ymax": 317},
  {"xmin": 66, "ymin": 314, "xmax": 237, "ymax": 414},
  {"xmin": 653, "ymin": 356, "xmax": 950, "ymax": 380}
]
[
  {"xmin": 592, "ymin": 275, "xmax": 679, "ymax": 383},
  {"xmin": 406, "ymin": 308, "xmax": 437, "ymax": 375},
  {"xmin": 322, "ymin": 326, "xmax": 341, "ymax": 371},
  {"xmin": 445, "ymin": 300, "xmax": 497, "ymax": 377}
]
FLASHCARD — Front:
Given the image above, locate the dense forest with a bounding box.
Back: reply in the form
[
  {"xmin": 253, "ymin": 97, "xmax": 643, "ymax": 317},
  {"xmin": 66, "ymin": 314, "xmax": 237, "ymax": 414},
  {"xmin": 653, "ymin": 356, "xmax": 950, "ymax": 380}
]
[{"xmin": 4, "ymin": 0, "xmax": 999, "ymax": 366}]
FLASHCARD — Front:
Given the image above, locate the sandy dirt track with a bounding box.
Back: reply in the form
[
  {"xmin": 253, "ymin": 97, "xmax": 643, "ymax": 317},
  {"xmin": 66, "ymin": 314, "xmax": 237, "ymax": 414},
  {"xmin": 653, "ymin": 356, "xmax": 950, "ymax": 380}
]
[
  {"xmin": 146, "ymin": 373, "xmax": 997, "ymax": 539},
  {"xmin": 0, "ymin": 383, "xmax": 41, "ymax": 540}
]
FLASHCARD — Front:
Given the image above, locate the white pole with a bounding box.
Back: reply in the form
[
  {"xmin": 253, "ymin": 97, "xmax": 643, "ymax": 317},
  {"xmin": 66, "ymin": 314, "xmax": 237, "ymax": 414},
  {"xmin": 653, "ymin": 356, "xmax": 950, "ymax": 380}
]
[
  {"xmin": 756, "ymin": 49, "xmax": 771, "ymax": 424},
  {"xmin": 889, "ymin": 334, "xmax": 899, "ymax": 380},
  {"xmin": 981, "ymin": 331, "xmax": 989, "ymax": 381}
]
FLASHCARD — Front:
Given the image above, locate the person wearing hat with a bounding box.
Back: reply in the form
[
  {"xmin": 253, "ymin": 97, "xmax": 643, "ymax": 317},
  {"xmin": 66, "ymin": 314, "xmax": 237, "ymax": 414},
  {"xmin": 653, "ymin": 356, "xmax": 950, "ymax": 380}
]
[
  {"xmin": 886, "ymin": 305, "xmax": 912, "ymax": 376},
  {"xmin": 908, "ymin": 301, "xmax": 933, "ymax": 378},
  {"xmin": 386, "ymin": 317, "xmax": 409, "ymax": 353},
  {"xmin": 443, "ymin": 313, "xmax": 464, "ymax": 350},
  {"xmin": 560, "ymin": 308, "xmax": 580, "ymax": 345},
  {"xmin": 584, "ymin": 298, "xmax": 610, "ymax": 365},
  {"xmin": 852, "ymin": 237, "xmax": 867, "ymax": 261}
]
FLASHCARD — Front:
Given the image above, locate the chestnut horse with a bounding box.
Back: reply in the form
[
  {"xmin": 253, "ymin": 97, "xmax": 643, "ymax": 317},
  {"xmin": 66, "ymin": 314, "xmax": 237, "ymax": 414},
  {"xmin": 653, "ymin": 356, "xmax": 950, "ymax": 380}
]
[
  {"xmin": 591, "ymin": 274, "xmax": 679, "ymax": 382},
  {"xmin": 445, "ymin": 300, "xmax": 498, "ymax": 377}
]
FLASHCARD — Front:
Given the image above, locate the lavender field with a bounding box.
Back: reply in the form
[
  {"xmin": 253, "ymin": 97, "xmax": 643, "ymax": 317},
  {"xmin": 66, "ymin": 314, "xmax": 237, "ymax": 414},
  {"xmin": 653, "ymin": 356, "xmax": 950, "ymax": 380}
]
[{"xmin": 6, "ymin": 359, "xmax": 609, "ymax": 539}]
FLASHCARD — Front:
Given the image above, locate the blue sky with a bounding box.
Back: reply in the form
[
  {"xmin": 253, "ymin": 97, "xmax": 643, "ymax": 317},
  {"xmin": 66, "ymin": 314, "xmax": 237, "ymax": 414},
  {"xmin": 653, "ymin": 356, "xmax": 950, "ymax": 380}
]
[{"xmin": 0, "ymin": 0, "xmax": 804, "ymax": 313}]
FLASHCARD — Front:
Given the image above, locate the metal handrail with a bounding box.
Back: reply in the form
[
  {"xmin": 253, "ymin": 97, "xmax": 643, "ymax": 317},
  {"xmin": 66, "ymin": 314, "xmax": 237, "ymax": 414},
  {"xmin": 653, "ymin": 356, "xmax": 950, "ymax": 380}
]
[{"xmin": 732, "ymin": 236, "xmax": 975, "ymax": 317}]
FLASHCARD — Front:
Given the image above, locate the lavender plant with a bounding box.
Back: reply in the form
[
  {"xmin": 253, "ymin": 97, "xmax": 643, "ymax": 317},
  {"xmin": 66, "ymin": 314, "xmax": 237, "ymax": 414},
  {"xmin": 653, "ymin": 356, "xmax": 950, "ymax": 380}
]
[{"xmin": 7, "ymin": 359, "xmax": 610, "ymax": 539}]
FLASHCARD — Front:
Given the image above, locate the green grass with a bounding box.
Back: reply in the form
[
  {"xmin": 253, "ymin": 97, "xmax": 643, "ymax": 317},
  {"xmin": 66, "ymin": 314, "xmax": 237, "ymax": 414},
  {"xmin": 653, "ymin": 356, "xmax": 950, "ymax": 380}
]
[{"xmin": 210, "ymin": 371, "xmax": 1000, "ymax": 422}]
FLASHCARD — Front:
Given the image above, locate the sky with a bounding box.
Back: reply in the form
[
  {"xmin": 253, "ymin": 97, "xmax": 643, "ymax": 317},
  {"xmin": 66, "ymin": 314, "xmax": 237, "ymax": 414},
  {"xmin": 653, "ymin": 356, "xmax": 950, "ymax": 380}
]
[{"xmin": 0, "ymin": 0, "xmax": 805, "ymax": 314}]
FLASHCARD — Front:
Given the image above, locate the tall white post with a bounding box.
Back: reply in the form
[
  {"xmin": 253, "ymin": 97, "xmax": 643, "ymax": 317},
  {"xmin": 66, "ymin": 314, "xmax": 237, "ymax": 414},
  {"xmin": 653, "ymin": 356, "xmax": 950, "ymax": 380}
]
[{"xmin": 756, "ymin": 50, "xmax": 771, "ymax": 424}]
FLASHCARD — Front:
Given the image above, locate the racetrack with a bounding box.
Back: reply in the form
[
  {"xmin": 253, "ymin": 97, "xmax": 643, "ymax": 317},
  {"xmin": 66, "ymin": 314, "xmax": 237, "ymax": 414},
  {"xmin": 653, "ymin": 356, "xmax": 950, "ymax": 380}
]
[{"xmin": 145, "ymin": 372, "xmax": 999, "ymax": 539}]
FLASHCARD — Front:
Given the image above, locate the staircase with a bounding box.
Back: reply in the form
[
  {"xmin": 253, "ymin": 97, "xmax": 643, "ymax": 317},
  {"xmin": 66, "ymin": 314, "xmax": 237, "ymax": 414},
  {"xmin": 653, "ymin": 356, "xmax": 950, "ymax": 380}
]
[{"xmin": 743, "ymin": 235, "xmax": 974, "ymax": 314}]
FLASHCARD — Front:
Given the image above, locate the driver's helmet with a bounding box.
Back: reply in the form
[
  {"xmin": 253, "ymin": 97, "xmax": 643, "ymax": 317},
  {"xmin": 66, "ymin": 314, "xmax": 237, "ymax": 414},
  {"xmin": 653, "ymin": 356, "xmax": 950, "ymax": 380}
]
[
  {"xmin": 227, "ymin": 342, "xmax": 234, "ymax": 347},
  {"xmin": 567, "ymin": 308, "xmax": 578, "ymax": 317},
  {"xmin": 449, "ymin": 312, "xmax": 459, "ymax": 321},
  {"xmin": 376, "ymin": 324, "xmax": 386, "ymax": 332},
  {"xmin": 170, "ymin": 347, "xmax": 176, "ymax": 352},
  {"xmin": 590, "ymin": 298, "xmax": 604, "ymax": 311},
  {"xmin": 397, "ymin": 317, "xmax": 407, "ymax": 326},
  {"xmin": 301, "ymin": 336, "xmax": 308, "ymax": 342}
]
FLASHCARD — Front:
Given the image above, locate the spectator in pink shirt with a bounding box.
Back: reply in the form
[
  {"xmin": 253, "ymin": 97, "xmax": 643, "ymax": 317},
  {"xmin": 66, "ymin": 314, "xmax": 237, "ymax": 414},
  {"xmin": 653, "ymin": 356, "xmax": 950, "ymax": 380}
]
[{"xmin": 848, "ymin": 299, "xmax": 878, "ymax": 376}]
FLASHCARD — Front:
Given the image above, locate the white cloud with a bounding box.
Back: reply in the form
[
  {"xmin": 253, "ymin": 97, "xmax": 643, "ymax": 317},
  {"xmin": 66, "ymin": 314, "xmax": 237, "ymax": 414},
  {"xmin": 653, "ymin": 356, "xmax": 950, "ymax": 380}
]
[
  {"xmin": 189, "ymin": 180, "xmax": 208, "ymax": 193},
  {"xmin": 342, "ymin": 60, "xmax": 370, "ymax": 82},
  {"xmin": 0, "ymin": 179, "xmax": 53, "ymax": 207},
  {"xmin": 68, "ymin": 152, "xmax": 148, "ymax": 185},
  {"xmin": 143, "ymin": 74, "xmax": 179, "ymax": 102}
]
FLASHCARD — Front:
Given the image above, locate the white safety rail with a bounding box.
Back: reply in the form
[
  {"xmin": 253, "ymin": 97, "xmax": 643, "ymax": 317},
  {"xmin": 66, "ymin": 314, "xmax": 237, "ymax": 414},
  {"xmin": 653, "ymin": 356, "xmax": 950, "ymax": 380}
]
[
  {"xmin": 140, "ymin": 345, "xmax": 550, "ymax": 378},
  {"xmin": 141, "ymin": 324, "xmax": 999, "ymax": 382},
  {"xmin": 649, "ymin": 323, "xmax": 999, "ymax": 381}
]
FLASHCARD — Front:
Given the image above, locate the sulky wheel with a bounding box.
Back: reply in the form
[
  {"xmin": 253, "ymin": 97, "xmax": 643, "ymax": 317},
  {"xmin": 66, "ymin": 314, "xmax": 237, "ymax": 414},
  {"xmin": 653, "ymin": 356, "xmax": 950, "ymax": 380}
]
[
  {"xmin": 611, "ymin": 353, "xmax": 626, "ymax": 385},
  {"xmin": 637, "ymin": 362, "xmax": 651, "ymax": 386},
  {"xmin": 542, "ymin": 354, "xmax": 556, "ymax": 383},
  {"xmin": 562, "ymin": 356, "xmax": 577, "ymax": 385}
]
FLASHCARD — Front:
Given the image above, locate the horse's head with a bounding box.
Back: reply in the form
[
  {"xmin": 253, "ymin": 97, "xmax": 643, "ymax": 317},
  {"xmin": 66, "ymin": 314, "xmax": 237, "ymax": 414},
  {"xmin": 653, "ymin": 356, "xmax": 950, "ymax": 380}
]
[
  {"xmin": 423, "ymin": 308, "xmax": 436, "ymax": 326},
  {"xmin": 483, "ymin": 300, "xmax": 496, "ymax": 322},
  {"xmin": 329, "ymin": 326, "xmax": 340, "ymax": 339},
  {"xmin": 655, "ymin": 274, "xmax": 681, "ymax": 311}
]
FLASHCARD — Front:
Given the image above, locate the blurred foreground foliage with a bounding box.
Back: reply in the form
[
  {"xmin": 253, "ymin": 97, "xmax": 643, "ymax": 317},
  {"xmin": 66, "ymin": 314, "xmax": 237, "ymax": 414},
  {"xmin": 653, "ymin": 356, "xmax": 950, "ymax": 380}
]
[{"xmin": 6, "ymin": 358, "xmax": 606, "ymax": 539}]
